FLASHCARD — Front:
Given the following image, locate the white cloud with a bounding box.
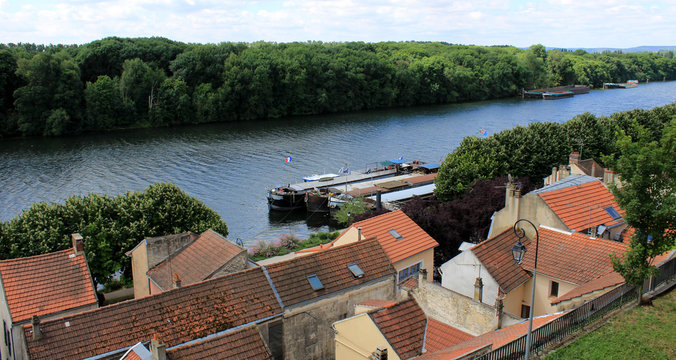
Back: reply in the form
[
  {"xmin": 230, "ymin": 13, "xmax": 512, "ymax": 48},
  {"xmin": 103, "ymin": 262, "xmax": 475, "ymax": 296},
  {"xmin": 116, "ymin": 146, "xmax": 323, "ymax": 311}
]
[{"xmin": 0, "ymin": 0, "xmax": 674, "ymax": 47}]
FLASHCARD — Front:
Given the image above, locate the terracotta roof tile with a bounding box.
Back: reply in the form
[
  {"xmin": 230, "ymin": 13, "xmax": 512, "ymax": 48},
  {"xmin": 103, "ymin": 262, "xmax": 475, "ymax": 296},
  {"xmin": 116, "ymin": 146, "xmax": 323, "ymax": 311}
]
[
  {"xmin": 424, "ymin": 318, "xmax": 474, "ymax": 353},
  {"xmin": 350, "ymin": 210, "xmax": 439, "ymax": 263},
  {"xmin": 399, "ymin": 276, "xmax": 419, "ymax": 290},
  {"xmin": 147, "ymin": 229, "xmax": 245, "ymax": 290},
  {"xmin": 370, "ymin": 298, "xmax": 426, "ymax": 359},
  {"xmin": 24, "ymin": 267, "xmax": 282, "ymax": 360},
  {"xmin": 538, "ymin": 180, "xmax": 624, "ymax": 232},
  {"xmin": 167, "ymin": 326, "xmax": 273, "ymax": 360},
  {"xmin": 266, "ymin": 238, "xmax": 395, "ymax": 307},
  {"xmin": 552, "ymin": 271, "xmax": 625, "ymax": 305},
  {"xmin": 0, "ymin": 249, "xmax": 97, "ymax": 323},
  {"xmin": 520, "ymin": 227, "xmax": 627, "ymax": 285},
  {"xmin": 471, "ymin": 229, "xmax": 531, "ymax": 294},
  {"xmin": 416, "ymin": 313, "xmax": 565, "ymax": 360}
]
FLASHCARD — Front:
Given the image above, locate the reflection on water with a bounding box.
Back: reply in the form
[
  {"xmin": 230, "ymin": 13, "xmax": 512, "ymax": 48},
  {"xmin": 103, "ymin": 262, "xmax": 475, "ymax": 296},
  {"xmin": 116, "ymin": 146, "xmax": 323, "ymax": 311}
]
[{"xmin": 0, "ymin": 81, "xmax": 674, "ymax": 245}]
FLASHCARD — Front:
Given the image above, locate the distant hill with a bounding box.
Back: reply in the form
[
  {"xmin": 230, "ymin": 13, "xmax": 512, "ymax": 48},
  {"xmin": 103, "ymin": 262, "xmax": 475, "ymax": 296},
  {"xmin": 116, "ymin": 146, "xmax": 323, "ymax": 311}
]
[{"xmin": 545, "ymin": 46, "xmax": 676, "ymax": 53}]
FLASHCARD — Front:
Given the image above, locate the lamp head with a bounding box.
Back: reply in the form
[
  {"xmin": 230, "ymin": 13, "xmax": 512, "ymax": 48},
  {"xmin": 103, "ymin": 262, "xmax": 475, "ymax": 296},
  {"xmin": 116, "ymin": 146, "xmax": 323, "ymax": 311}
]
[{"xmin": 512, "ymin": 240, "xmax": 527, "ymax": 264}]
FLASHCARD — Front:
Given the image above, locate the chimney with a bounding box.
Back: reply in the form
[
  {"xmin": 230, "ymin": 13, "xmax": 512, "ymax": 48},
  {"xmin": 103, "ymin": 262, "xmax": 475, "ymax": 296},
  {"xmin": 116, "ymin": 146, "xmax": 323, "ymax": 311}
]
[
  {"xmin": 370, "ymin": 346, "xmax": 388, "ymax": 360},
  {"xmin": 71, "ymin": 233, "xmax": 84, "ymax": 255},
  {"xmin": 376, "ymin": 190, "xmax": 382, "ymax": 211},
  {"xmin": 173, "ymin": 273, "xmax": 182, "ymax": 288},
  {"xmin": 569, "ymin": 152, "xmax": 580, "ymax": 165},
  {"xmin": 150, "ymin": 335, "xmax": 167, "ymax": 360},
  {"xmin": 494, "ymin": 296, "xmax": 504, "ymax": 330},
  {"xmin": 357, "ymin": 227, "xmax": 362, "ymax": 241},
  {"xmin": 473, "ymin": 277, "xmax": 484, "ymax": 302},
  {"xmin": 32, "ymin": 315, "xmax": 42, "ymax": 341}
]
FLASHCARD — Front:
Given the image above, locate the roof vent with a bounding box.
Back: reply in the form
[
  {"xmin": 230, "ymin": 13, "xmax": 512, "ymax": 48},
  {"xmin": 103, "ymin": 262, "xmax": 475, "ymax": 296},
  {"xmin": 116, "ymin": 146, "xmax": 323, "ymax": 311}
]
[
  {"xmin": 388, "ymin": 229, "xmax": 403, "ymax": 240},
  {"xmin": 604, "ymin": 206, "xmax": 622, "ymax": 220},
  {"xmin": 347, "ymin": 263, "xmax": 364, "ymax": 278},
  {"xmin": 307, "ymin": 274, "xmax": 324, "ymax": 291}
]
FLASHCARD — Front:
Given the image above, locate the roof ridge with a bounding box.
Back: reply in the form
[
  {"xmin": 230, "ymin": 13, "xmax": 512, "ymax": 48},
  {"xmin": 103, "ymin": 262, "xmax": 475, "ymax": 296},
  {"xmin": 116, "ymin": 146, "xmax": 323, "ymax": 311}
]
[{"xmin": 0, "ymin": 248, "xmax": 74, "ymax": 265}]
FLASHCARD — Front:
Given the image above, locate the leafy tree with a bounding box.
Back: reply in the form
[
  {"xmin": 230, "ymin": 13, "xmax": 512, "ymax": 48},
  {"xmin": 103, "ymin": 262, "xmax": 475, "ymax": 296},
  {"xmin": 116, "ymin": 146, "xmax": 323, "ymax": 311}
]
[
  {"xmin": 119, "ymin": 58, "xmax": 166, "ymax": 120},
  {"xmin": 0, "ymin": 49, "xmax": 20, "ymax": 135},
  {"xmin": 13, "ymin": 51, "xmax": 83, "ymax": 135},
  {"xmin": 0, "ymin": 182, "xmax": 228, "ymax": 286},
  {"xmin": 332, "ymin": 197, "xmax": 370, "ymax": 225},
  {"xmin": 84, "ymin": 75, "xmax": 129, "ymax": 130},
  {"xmin": 608, "ymin": 119, "xmax": 676, "ymax": 301},
  {"xmin": 150, "ymin": 77, "xmax": 192, "ymax": 126}
]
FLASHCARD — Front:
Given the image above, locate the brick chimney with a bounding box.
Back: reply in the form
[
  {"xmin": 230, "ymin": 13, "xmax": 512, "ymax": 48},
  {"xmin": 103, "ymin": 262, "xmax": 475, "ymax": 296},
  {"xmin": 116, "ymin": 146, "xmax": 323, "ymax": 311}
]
[
  {"xmin": 150, "ymin": 335, "xmax": 167, "ymax": 360},
  {"xmin": 370, "ymin": 346, "xmax": 388, "ymax": 360},
  {"xmin": 71, "ymin": 233, "xmax": 84, "ymax": 256},
  {"xmin": 494, "ymin": 296, "xmax": 504, "ymax": 330},
  {"xmin": 31, "ymin": 315, "xmax": 42, "ymax": 341},
  {"xmin": 173, "ymin": 273, "xmax": 182, "ymax": 289},
  {"xmin": 569, "ymin": 152, "xmax": 580, "ymax": 165},
  {"xmin": 474, "ymin": 277, "xmax": 484, "ymax": 302}
]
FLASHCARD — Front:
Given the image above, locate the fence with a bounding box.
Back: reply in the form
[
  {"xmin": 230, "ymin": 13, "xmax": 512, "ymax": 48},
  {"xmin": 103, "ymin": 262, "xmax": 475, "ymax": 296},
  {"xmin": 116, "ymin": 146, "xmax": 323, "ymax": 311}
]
[{"xmin": 475, "ymin": 256, "xmax": 676, "ymax": 360}]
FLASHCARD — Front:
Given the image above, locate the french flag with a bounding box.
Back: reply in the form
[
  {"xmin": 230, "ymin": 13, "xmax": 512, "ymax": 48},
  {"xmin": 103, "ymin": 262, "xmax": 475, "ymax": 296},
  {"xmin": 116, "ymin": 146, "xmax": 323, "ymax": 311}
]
[
  {"xmin": 398, "ymin": 156, "xmax": 403, "ymax": 161},
  {"xmin": 284, "ymin": 156, "xmax": 293, "ymax": 163}
]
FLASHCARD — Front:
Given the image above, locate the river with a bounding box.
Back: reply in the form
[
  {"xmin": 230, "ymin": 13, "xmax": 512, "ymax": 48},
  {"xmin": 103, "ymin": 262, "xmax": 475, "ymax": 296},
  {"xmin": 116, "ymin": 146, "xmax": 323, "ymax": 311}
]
[{"xmin": 1, "ymin": 81, "xmax": 674, "ymax": 246}]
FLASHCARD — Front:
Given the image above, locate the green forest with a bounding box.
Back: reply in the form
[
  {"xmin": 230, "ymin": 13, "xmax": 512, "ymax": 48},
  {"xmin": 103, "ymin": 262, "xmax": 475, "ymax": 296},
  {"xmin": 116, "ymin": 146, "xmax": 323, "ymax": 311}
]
[{"xmin": 0, "ymin": 37, "xmax": 675, "ymax": 137}]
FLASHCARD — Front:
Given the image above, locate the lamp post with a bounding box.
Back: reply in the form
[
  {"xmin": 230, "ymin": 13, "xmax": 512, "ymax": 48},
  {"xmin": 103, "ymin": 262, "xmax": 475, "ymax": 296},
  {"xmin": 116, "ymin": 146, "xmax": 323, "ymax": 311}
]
[{"xmin": 511, "ymin": 219, "xmax": 539, "ymax": 360}]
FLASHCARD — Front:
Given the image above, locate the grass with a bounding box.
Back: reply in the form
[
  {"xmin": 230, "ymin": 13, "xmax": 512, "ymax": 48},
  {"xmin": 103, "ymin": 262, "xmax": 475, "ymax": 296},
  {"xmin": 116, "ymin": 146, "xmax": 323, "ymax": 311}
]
[{"xmin": 545, "ymin": 286, "xmax": 675, "ymax": 360}]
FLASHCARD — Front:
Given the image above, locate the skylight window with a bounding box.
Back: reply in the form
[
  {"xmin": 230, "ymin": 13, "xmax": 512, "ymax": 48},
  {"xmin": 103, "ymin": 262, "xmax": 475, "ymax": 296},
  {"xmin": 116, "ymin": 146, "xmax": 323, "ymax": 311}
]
[
  {"xmin": 388, "ymin": 229, "xmax": 403, "ymax": 240},
  {"xmin": 347, "ymin": 263, "xmax": 364, "ymax": 278},
  {"xmin": 307, "ymin": 274, "xmax": 324, "ymax": 291},
  {"xmin": 604, "ymin": 206, "xmax": 622, "ymax": 220}
]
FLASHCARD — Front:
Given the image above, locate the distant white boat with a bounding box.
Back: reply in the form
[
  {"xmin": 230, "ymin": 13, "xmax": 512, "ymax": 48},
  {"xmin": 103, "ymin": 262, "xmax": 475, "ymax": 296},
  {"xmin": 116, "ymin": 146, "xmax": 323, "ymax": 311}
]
[{"xmin": 302, "ymin": 173, "xmax": 340, "ymax": 182}]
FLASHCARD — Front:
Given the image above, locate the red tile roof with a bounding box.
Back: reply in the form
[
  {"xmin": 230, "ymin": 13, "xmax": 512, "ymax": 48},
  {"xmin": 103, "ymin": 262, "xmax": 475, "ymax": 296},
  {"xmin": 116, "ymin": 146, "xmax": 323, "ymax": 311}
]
[
  {"xmin": 552, "ymin": 271, "xmax": 625, "ymax": 305},
  {"xmin": 167, "ymin": 326, "xmax": 273, "ymax": 360},
  {"xmin": 265, "ymin": 237, "xmax": 395, "ymax": 307},
  {"xmin": 399, "ymin": 276, "xmax": 419, "ymax": 290},
  {"xmin": 370, "ymin": 298, "xmax": 426, "ymax": 360},
  {"xmin": 416, "ymin": 313, "xmax": 565, "ymax": 360},
  {"xmin": 0, "ymin": 249, "xmax": 97, "ymax": 323},
  {"xmin": 538, "ymin": 180, "xmax": 624, "ymax": 232},
  {"xmin": 520, "ymin": 227, "xmax": 627, "ymax": 285},
  {"xmin": 24, "ymin": 267, "xmax": 282, "ymax": 360},
  {"xmin": 424, "ymin": 318, "xmax": 474, "ymax": 353},
  {"xmin": 147, "ymin": 229, "xmax": 245, "ymax": 290},
  {"xmin": 471, "ymin": 229, "xmax": 531, "ymax": 294},
  {"xmin": 349, "ymin": 210, "xmax": 439, "ymax": 263}
]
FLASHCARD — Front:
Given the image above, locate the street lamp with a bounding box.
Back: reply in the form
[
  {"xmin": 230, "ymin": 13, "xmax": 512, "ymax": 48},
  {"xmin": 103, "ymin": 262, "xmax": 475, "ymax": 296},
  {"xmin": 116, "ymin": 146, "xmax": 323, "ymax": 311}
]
[{"xmin": 512, "ymin": 219, "xmax": 539, "ymax": 360}]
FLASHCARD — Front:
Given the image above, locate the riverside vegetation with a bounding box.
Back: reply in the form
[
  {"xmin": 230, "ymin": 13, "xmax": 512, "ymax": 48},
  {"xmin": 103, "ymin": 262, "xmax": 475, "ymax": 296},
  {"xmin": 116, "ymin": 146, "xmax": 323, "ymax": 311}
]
[{"xmin": 1, "ymin": 38, "xmax": 675, "ymax": 137}]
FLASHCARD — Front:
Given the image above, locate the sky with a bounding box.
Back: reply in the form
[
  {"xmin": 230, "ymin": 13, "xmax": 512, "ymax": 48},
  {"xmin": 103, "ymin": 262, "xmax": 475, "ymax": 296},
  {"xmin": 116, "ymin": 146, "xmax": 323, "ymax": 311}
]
[{"xmin": 0, "ymin": 0, "xmax": 674, "ymax": 48}]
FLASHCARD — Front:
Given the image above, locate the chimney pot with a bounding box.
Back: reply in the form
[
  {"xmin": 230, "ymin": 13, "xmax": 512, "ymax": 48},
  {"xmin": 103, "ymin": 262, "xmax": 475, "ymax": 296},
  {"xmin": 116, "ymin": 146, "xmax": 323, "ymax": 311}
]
[
  {"xmin": 71, "ymin": 233, "xmax": 84, "ymax": 255},
  {"xmin": 32, "ymin": 315, "xmax": 42, "ymax": 341},
  {"xmin": 357, "ymin": 227, "xmax": 362, "ymax": 241},
  {"xmin": 173, "ymin": 273, "xmax": 182, "ymax": 288},
  {"xmin": 474, "ymin": 277, "xmax": 484, "ymax": 302}
]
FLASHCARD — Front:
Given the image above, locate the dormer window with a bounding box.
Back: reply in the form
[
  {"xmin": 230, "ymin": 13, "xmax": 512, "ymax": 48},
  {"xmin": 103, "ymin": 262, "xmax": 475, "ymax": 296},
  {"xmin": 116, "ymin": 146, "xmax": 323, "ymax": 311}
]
[
  {"xmin": 347, "ymin": 263, "xmax": 364, "ymax": 278},
  {"xmin": 388, "ymin": 229, "xmax": 403, "ymax": 240},
  {"xmin": 307, "ymin": 274, "xmax": 324, "ymax": 291}
]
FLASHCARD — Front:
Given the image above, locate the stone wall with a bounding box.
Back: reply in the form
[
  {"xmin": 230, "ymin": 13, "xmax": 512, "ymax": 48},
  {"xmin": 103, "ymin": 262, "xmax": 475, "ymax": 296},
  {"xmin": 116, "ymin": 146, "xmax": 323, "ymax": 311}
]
[
  {"xmin": 413, "ymin": 278, "xmax": 520, "ymax": 336},
  {"xmin": 282, "ymin": 276, "xmax": 396, "ymax": 360},
  {"xmin": 211, "ymin": 250, "xmax": 249, "ymax": 278}
]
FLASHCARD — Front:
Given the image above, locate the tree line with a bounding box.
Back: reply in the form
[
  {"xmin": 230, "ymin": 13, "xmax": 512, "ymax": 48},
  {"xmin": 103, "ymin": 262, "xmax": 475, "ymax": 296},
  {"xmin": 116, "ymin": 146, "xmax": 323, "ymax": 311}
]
[
  {"xmin": 0, "ymin": 182, "xmax": 228, "ymax": 287},
  {"xmin": 1, "ymin": 37, "xmax": 675, "ymax": 137}
]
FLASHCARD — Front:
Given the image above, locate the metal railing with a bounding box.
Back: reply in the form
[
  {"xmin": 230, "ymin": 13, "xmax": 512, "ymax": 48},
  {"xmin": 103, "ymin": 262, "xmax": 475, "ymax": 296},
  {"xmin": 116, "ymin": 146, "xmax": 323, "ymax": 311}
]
[{"xmin": 475, "ymin": 256, "xmax": 676, "ymax": 360}]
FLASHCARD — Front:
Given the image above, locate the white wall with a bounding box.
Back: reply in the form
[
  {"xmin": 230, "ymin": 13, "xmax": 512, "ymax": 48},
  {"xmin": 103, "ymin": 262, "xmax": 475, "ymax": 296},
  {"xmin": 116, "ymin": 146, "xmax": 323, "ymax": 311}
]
[{"xmin": 439, "ymin": 250, "xmax": 500, "ymax": 307}]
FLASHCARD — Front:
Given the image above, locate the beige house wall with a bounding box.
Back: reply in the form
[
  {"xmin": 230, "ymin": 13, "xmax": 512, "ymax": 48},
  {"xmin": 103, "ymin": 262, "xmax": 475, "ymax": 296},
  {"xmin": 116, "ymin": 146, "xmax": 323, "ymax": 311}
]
[
  {"xmin": 0, "ymin": 274, "xmax": 12, "ymax": 360},
  {"xmin": 519, "ymin": 274, "xmax": 577, "ymax": 317},
  {"xmin": 554, "ymin": 285, "xmax": 620, "ymax": 312},
  {"xmin": 333, "ymin": 314, "xmax": 400, "ymax": 360},
  {"xmin": 489, "ymin": 190, "xmax": 567, "ymax": 239},
  {"xmin": 503, "ymin": 282, "xmax": 527, "ymax": 317},
  {"xmin": 395, "ymin": 249, "xmax": 434, "ymax": 283},
  {"xmin": 334, "ymin": 227, "xmax": 361, "ymax": 246},
  {"xmin": 282, "ymin": 276, "xmax": 396, "ymax": 360},
  {"xmin": 129, "ymin": 241, "xmax": 151, "ymax": 299}
]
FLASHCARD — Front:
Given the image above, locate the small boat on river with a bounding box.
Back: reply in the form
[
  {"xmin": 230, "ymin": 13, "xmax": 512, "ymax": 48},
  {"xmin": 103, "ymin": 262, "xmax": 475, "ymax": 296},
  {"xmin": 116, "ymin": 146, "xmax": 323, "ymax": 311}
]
[
  {"xmin": 522, "ymin": 84, "xmax": 589, "ymax": 99},
  {"xmin": 604, "ymin": 80, "xmax": 638, "ymax": 89},
  {"xmin": 542, "ymin": 91, "xmax": 574, "ymax": 100}
]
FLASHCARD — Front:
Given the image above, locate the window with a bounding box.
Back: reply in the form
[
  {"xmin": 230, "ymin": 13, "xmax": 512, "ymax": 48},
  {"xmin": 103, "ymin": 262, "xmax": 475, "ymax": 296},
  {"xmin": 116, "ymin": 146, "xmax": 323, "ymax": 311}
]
[
  {"xmin": 521, "ymin": 305, "xmax": 530, "ymax": 319},
  {"xmin": 398, "ymin": 262, "xmax": 421, "ymax": 282},
  {"xmin": 307, "ymin": 274, "xmax": 324, "ymax": 291},
  {"xmin": 347, "ymin": 263, "xmax": 364, "ymax": 278},
  {"xmin": 388, "ymin": 229, "xmax": 403, "ymax": 240},
  {"xmin": 550, "ymin": 281, "xmax": 559, "ymax": 297},
  {"xmin": 604, "ymin": 206, "xmax": 622, "ymax": 220}
]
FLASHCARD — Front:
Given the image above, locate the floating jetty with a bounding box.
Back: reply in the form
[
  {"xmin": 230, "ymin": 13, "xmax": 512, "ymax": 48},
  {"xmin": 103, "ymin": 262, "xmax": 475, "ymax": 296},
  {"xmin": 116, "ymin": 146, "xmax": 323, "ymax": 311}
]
[{"xmin": 522, "ymin": 84, "xmax": 590, "ymax": 99}]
